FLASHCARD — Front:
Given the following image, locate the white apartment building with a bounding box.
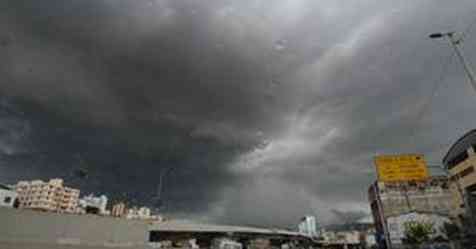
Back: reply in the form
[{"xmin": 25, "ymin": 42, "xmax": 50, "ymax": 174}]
[
  {"xmin": 0, "ymin": 184, "xmax": 17, "ymax": 208},
  {"xmin": 126, "ymin": 206, "xmax": 157, "ymax": 220},
  {"xmin": 79, "ymin": 194, "xmax": 108, "ymax": 215},
  {"xmin": 15, "ymin": 178, "xmax": 80, "ymax": 213}
]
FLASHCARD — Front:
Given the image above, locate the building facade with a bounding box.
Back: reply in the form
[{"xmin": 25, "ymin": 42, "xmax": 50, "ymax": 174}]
[
  {"xmin": 368, "ymin": 176, "xmax": 453, "ymax": 248},
  {"xmin": 442, "ymin": 129, "xmax": 476, "ymax": 222},
  {"xmin": 15, "ymin": 179, "xmax": 80, "ymax": 213},
  {"xmin": 386, "ymin": 212, "xmax": 451, "ymax": 244},
  {"xmin": 321, "ymin": 221, "xmax": 376, "ymax": 248},
  {"xmin": 298, "ymin": 216, "xmax": 319, "ymax": 237},
  {"xmin": 126, "ymin": 206, "xmax": 161, "ymax": 220},
  {"xmin": 321, "ymin": 230, "xmax": 360, "ymax": 246},
  {"xmin": 0, "ymin": 184, "xmax": 17, "ymax": 208},
  {"xmin": 79, "ymin": 194, "xmax": 108, "ymax": 215}
]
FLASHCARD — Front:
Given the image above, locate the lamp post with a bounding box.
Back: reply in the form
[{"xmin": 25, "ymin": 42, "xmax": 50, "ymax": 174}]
[
  {"xmin": 429, "ymin": 32, "xmax": 476, "ymax": 93},
  {"xmin": 429, "ymin": 31, "xmax": 476, "ymax": 234}
]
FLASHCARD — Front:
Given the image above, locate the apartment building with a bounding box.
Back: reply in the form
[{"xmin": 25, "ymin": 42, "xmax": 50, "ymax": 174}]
[
  {"xmin": 15, "ymin": 178, "xmax": 80, "ymax": 213},
  {"xmin": 442, "ymin": 129, "xmax": 476, "ymax": 220},
  {"xmin": 79, "ymin": 194, "xmax": 109, "ymax": 215}
]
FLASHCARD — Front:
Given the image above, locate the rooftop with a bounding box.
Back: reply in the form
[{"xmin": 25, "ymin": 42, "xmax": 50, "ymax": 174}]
[
  {"xmin": 443, "ymin": 129, "xmax": 476, "ymax": 166},
  {"xmin": 149, "ymin": 220, "xmax": 303, "ymax": 237}
]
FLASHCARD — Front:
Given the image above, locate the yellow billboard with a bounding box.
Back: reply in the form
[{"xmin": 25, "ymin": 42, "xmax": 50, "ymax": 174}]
[{"xmin": 374, "ymin": 154, "xmax": 429, "ymax": 182}]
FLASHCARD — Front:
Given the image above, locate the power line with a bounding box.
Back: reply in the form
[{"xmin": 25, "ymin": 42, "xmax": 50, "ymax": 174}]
[
  {"xmin": 410, "ymin": 50, "xmax": 456, "ymax": 147},
  {"xmin": 411, "ymin": 14, "xmax": 476, "ymax": 152},
  {"xmin": 417, "ymin": 13, "xmax": 476, "ymax": 139}
]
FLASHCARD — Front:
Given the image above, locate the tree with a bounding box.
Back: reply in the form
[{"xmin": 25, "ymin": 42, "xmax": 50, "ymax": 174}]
[{"xmin": 403, "ymin": 221, "xmax": 435, "ymax": 246}]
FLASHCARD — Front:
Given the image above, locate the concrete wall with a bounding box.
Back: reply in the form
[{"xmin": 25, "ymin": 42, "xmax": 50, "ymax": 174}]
[
  {"xmin": 381, "ymin": 192, "xmax": 453, "ymax": 217},
  {"xmin": 377, "ymin": 179, "xmax": 453, "ymax": 218},
  {"xmin": 0, "ymin": 242, "xmax": 152, "ymax": 249},
  {"xmin": 386, "ymin": 212, "xmax": 450, "ymax": 245},
  {"xmin": 0, "ymin": 207, "xmax": 149, "ymax": 248}
]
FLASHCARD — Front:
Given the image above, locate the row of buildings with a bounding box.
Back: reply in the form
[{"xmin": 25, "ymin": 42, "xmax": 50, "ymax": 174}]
[
  {"xmin": 296, "ymin": 215, "xmax": 377, "ymax": 248},
  {"xmin": 320, "ymin": 220, "xmax": 377, "ymax": 249},
  {"xmin": 0, "ymin": 178, "xmax": 161, "ymax": 221},
  {"xmin": 368, "ymin": 129, "xmax": 476, "ymax": 248}
]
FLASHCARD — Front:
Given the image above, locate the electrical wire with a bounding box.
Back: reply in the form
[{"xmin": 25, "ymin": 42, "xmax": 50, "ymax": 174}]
[
  {"xmin": 410, "ymin": 50, "xmax": 456, "ymax": 148},
  {"xmin": 410, "ymin": 13, "xmax": 476, "ymax": 154}
]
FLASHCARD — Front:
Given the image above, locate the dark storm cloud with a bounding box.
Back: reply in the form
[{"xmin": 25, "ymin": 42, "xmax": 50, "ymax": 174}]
[
  {"xmin": 1, "ymin": 0, "xmax": 476, "ymax": 227},
  {"xmin": 0, "ymin": 0, "xmax": 294, "ymax": 218}
]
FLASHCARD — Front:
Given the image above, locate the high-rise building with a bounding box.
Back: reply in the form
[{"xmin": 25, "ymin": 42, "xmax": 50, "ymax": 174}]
[
  {"xmin": 15, "ymin": 178, "xmax": 80, "ymax": 213},
  {"xmin": 368, "ymin": 176, "xmax": 453, "ymax": 248},
  {"xmin": 298, "ymin": 215, "xmax": 319, "ymax": 237},
  {"xmin": 111, "ymin": 202, "xmax": 126, "ymax": 217},
  {"xmin": 442, "ymin": 129, "xmax": 476, "ymax": 222}
]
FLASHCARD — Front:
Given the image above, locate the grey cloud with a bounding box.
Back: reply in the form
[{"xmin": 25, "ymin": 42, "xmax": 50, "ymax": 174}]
[
  {"xmin": 329, "ymin": 209, "xmax": 368, "ymax": 225},
  {"xmin": 1, "ymin": 0, "xmax": 476, "ymax": 227}
]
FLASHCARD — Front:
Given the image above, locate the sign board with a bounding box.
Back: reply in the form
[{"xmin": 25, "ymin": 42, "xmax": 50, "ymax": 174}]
[{"xmin": 374, "ymin": 154, "xmax": 429, "ymax": 182}]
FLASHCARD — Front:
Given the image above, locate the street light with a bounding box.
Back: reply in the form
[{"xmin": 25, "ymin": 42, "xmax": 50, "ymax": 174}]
[
  {"xmin": 429, "ymin": 33, "xmax": 444, "ymax": 39},
  {"xmin": 429, "ymin": 31, "xmax": 476, "ymax": 93},
  {"xmin": 429, "ymin": 31, "xmax": 476, "ymax": 233}
]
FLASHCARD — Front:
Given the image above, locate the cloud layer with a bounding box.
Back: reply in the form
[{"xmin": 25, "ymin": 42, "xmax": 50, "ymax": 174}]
[{"xmin": 1, "ymin": 0, "xmax": 476, "ymax": 226}]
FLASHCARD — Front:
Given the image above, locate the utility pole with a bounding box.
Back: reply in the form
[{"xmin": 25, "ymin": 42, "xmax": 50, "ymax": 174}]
[
  {"xmin": 156, "ymin": 166, "xmax": 175, "ymax": 208},
  {"xmin": 429, "ymin": 32, "xmax": 476, "ymax": 92},
  {"xmin": 372, "ymin": 182, "xmax": 392, "ymax": 249},
  {"xmin": 429, "ymin": 31, "xmax": 476, "ymax": 233}
]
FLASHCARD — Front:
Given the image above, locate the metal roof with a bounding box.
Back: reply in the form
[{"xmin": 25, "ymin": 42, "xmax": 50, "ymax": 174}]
[{"xmin": 442, "ymin": 129, "xmax": 476, "ymax": 166}]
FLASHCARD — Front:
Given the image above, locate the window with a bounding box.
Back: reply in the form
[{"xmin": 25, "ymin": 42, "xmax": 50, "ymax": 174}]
[
  {"xmin": 4, "ymin": 197, "xmax": 12, "ymax": 204},
  {"xmin": 460, "ymin": 166, "xmax": 475, "ymax": 178},
  {"xmin": 472, "ymin": 144, "xmax": 476, "ymax": 154}
]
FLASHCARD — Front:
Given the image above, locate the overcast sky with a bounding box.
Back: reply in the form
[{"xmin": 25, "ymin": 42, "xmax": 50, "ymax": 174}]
[{"xmin": 1, "ymin": 0, "xmax": 476, "ymax": 227}]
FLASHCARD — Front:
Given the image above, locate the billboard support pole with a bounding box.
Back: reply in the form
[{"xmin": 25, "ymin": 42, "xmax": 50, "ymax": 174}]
[{"xmin": 373, "ymin": 182, "xmax": 392, "ymax": 249}]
